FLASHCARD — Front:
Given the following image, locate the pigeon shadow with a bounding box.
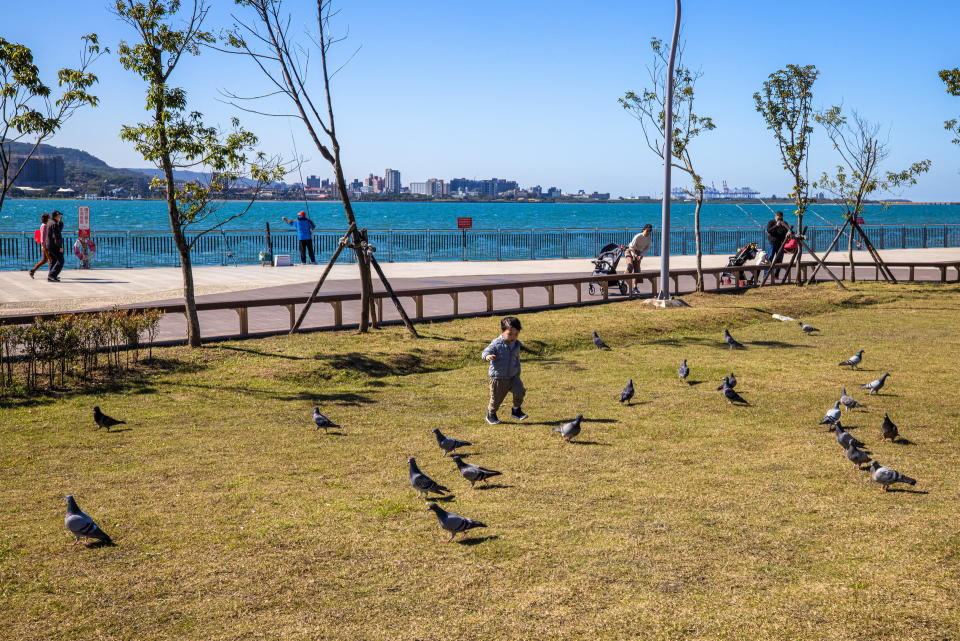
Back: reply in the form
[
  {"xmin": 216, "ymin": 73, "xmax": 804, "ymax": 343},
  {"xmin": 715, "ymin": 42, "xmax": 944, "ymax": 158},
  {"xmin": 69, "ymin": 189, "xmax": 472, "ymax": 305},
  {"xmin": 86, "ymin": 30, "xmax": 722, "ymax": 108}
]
[
  {"xmin": 583, "ymin": 418, "xmax": 618, "ymax": 424},
  {"xmin": 621, "ymin": 401, "xmax": 651, "ymax": 407},
  {"xmin": 86, "ymin": 540, "xmax": 117, "ymax": 549},
  {"xmin": 318, "ymin": 431, "xmax": 347, "ymax": 437},
  {"xmin": 104, "ymin": 428, "xmax": 133, "ymax": 434},
  {"xmin": 429, "ymin": 495, "xmax": 456, "ymax": 503},
  {"xmin": 685, "ymin": 380, "xmax": 704, "ymax": 386},
  {"xmin": 893, "ymin": 438, "xmax": 917, "ymax": 446},
  {"xmin": 474, "ymin": 483, "xmax": 513, "ymax": 491},
  {"xmin": 568, "ymin": 440, "xmax": 610, "ymax": 446},
  {"xmin": 886, "ymin": 488, "xmax": 929, "ymax": 495},
  {"xmin": 457, "ymin": 535, "xmax": 499, "ymax": 546}
]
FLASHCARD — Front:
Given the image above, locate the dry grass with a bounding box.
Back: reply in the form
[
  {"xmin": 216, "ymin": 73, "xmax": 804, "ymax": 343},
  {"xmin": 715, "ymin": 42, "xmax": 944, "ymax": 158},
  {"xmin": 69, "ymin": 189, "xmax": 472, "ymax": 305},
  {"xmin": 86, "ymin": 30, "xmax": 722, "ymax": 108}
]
[{"xmin": 2, "ymin": 282, "xmax": 960, "ymax": 640}]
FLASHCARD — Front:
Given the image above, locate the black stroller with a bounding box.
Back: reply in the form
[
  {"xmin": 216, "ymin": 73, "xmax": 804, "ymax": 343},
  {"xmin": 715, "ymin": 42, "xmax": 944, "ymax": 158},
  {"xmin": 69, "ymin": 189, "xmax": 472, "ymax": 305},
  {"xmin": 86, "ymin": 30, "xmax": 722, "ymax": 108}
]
[
  {"xmin": 720, "ymin": 242, "xmax": 759, "ymax": 286},
  {"xmin": 587, "ymin": 242, "xmax": 630, "ymax": 296}
]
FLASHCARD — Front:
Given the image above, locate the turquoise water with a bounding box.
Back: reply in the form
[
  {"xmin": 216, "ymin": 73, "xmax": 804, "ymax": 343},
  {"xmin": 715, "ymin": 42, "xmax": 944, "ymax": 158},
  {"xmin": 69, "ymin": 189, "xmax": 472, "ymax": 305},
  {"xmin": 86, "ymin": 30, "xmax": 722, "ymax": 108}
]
[{"xmin": 1, "ymin": 199, "xmax": 958, "ymax": 232}]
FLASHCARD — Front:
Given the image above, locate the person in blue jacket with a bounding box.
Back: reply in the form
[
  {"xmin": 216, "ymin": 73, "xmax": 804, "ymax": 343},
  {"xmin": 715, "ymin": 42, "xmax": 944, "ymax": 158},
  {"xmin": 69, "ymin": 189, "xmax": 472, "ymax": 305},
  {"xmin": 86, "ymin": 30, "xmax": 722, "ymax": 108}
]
[{"xmin": 281, "ymin": 210, "xmax": 317, "ymax": 264}]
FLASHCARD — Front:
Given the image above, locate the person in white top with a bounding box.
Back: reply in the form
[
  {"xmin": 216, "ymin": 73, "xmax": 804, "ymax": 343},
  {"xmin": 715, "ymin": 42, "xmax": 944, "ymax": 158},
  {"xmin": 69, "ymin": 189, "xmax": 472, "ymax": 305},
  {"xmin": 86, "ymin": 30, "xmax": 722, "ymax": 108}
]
[{"xmin": 625, "ymin": 224, "xmax": 653, "ymax": 293}]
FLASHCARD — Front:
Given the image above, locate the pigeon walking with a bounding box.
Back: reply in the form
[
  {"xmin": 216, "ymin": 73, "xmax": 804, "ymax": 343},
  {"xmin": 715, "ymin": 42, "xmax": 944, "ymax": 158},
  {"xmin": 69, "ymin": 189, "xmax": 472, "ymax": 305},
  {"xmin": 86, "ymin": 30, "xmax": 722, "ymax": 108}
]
[
  {"xmin": 720, "ymin": 380, "xmax": 749, "ymax": 405},
  {"xmin": 799, "ymin": 322, "xmax": 820, "ymax": 334},
  {"xmin": 619, "ymin": 379, "xmax": 635, "ymax": 404},
  {"xmin": 592, "ymin": 331, "xmax": 610, "ymax": 350},
  {"xmin": 312, "ymin": 407, "xmax": 340, "ymax": 433},
  {"xmin": 861, "ymin": 372, "xmax": 890, "ymax": 395},
  {"xmin": 408, "ymin": 457, "xmax": 449, "ymax": 499},
  {"xmin": 844, "ymin": 444, "xmax": 872, "ymax": 470},
  {"xmin": 840, "ymin": 388, "xmax": 866, "ymax": 411},
  {"xmin": 433, "ymin": 428, "xmax": 471, "ymax": 456},
  {"xmin": 554, "ymin": 414, "xmax": 583, "ymax": 442},
  {"xmin": 820, "ymin": 401, "xmax": 842, "ymax": 425},
  {"xmin": 870, "ymin": 461, "xmax": 916, "ymax": 491},
  {"xmin": 451, "ymin": 455, "xmax": 502, "ymax": 488},
  {"xmin": 724, "ymin": 329, "xmax": 744, "ymax": 350},
  {"xmin": 880, "ymin": 413, "xmax": 900, "ymax": 442},
  {"xmin": 833, "ymin": 423, "xmax": 866, "ymax": 450},
  {"xmin": 839, "ymin": 350, "xmax": 864, "ymax": 369},
  {"xmin": 64, "ymin": 495, "xmax": 113, "ymax": 546},
  {"xmin": 426, "ymin": 502, "xmax": 487, "ymax": 542},
  {"xmin": 93, "ymin": 407, "xmax": 125, "ymax": 432},
  {"xmin": 678, "ymin": 359, "xmax": 689, "ymax": 383}
]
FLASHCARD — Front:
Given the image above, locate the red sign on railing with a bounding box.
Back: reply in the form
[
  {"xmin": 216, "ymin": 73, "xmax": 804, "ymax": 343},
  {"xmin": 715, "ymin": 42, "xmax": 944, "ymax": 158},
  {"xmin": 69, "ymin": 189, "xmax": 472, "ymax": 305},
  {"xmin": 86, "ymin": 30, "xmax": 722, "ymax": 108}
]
[{"xmin": 457, "ymin": 217, "xmax": 473, "ymax": 229}]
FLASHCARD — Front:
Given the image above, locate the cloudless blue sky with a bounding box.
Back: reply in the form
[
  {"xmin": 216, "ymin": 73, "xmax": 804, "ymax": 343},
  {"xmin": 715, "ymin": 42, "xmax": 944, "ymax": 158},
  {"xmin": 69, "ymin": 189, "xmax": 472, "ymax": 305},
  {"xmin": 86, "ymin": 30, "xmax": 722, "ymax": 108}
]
[{"xmin": 4, "ymin": 1, "xmax": 959, "ymax": 199}]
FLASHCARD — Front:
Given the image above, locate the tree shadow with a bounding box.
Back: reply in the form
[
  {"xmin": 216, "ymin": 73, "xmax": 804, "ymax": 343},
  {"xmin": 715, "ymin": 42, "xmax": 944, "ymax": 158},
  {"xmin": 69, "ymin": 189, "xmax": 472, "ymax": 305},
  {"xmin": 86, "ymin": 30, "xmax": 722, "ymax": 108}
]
[
  {"xmin": 311, "ymin": 351, "xmax": 455, "ymax": 378},
  {"xmin": 169, "ymin": 381, "xmax": 376, "ymax": 405},
  {"xmin": 748, "ymin": 340, "xmax": 810, "ymax": 349},
  {"xmin": 458, "ymin": 535, "xmax": 499, "ymax": 546},
  {"xmin": 215, "ymin": 345, "xmax": 305, "ymax": 360}
]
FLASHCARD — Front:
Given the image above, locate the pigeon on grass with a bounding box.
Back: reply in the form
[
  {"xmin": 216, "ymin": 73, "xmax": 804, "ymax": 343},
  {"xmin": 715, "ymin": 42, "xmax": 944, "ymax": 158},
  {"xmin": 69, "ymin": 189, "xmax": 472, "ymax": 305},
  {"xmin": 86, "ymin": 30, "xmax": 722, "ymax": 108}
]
[
  {"xmin": 833, "ymin": 423, "xmax": 866, "ymax": 450},
  {"xmin": 870, "ymin": 461, "xmax": 916, "ymax": 492},
  {"xmin": 451, "ymin": 455, "xmax": 502, "ymax": 488},
  {"xmin": 554, "ymin": 414, "xmax": 583, "ymax": 442},
  {"xmin": 728, "ymin": 373, "xmax": 737, "ymax": 389},
  {"xmin": 592, "ymin": 331, "xmax": 610, "ymax": 350},
  {"xmin": 619, "ymin": 379, "xmax": 635, "ymax": 404},
  {"xmin": 723, "ymin": 329, "xmax": 745, "ymax": 350},
  {"xmin": 426, "ymin": 502, "xmax": 487, "ymax": 543},
  {"xmin": 719, "ymin": 379, "xmax": 749, "ymax": 405},
  {"xmin": 844, "ymin": 444, "xmax": 872, "ymax": 470},
  {"xmin": 820, "ymin": 401, "xmax": 842, "ymax": 426},
  {"xmin": 840, "ymin": 388, "xmax": 866, "ymax": 411},
  {"xmin": 312, "ymin": 407, "xmax": 340, "ymax": 433},
  {"xmin": 880, "ymin": 413, "xmax": 900, "ymax": 442},
  {"xmin": 861, "ymin": 373, "xmax": 890, "ymax": 395},
  {"xmin": 93, "ymin": 407, "xmax": 125, "ymax": 432},
  {"xmin": 408, "ymin": 457, "xmax": 449, "ymax": 499},
  {"xmin": 839, "ymin": 350, "xmax": 864, "ymax": 369},
  {"xmin": 799, "ymin": 322, "xmax": 820, "ymax": 334},
  {"xmin": 433, "ymin": 429, "xmax": 471, "ymax": 456},
  {"xmin": 64, "ymin": 495, "xmax": 113, "ymax": 546},
  {"xmin": 678, "ymin": 360, "xmax": 689, "ymax": 383}
]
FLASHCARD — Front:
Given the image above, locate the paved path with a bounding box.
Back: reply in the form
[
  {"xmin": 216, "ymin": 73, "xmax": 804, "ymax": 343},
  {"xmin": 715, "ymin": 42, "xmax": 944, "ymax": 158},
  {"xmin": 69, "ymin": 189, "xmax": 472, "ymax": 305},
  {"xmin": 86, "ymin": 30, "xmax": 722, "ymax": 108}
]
[{"xmin": 2, "ymin": 247, "xmax": 958, "ymax": 343}]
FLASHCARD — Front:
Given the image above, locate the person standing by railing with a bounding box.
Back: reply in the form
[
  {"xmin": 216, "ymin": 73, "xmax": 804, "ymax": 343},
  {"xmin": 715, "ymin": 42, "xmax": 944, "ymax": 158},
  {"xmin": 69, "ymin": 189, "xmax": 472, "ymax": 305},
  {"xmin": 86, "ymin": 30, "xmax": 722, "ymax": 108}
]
[
  {"xmin": 28, "ymin": 213, "xmax": 51, "ymax": 279},
  {"xmin": 281, "ymin": 210, "xmax": 317, "ymax": 265},
  {"xmin": 46, "ymin": 210, "xmax": 65, "ymax": 282},
  {"xmin": 765, "ymin": 211, "xmax": 789, "ymax": 278},
  {"xmin": 625, "ymin": 224, "xmax": 653, "ymax": 294}
]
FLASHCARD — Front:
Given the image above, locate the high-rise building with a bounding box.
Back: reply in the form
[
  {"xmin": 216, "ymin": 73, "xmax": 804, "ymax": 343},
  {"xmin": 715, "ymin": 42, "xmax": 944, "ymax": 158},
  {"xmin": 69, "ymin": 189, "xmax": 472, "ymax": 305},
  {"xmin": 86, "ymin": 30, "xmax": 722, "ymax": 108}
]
[
  {"xmin": 384, "ymin": 168, "xmax": 401, "ymax": 194},
  {"xmin": 448, "ymin": 177, "xmax": 517, "ymax": 198},
  {"xmin": 5, "ymin": 154, "xmax": 65, "ymax": 187},
  {"xmin": 409, "ymin": 182, "xmax": 430, "ymax": 196},
  {"xmin": 426, "ymin": 178, "xmax": 447, "ymax": 197},
  {"xmin": 306, "ymin": 175, "xmax": 322, "ymax": 188}
]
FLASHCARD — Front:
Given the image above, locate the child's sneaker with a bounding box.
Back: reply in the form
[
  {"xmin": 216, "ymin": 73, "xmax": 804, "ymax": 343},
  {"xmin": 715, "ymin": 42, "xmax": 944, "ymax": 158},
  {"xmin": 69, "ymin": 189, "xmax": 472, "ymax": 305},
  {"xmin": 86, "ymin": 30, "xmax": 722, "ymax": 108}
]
[
  {"xmin": 510, "ymin": 407, "xmax": 528, "ymax": 421},
  {"xmin": 486, "ymin": 412, "xmax": 500, "ymax": 425}
]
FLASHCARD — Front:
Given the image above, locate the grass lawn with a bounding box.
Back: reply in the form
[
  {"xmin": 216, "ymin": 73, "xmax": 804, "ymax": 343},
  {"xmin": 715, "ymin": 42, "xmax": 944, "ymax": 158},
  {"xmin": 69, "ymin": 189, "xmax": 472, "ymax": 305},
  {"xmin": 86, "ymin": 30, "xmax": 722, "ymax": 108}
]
[{"xmin": 2, "ymin": 282, "xmax": 960, "ymax": 640}]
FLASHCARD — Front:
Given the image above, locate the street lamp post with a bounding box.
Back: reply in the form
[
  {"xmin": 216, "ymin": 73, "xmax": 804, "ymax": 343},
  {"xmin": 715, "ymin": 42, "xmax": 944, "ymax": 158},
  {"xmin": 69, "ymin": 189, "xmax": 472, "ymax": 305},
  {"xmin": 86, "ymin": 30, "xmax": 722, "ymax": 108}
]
[{"xmin": 656, "ymin": 0, "xmax": 682, "ymax": 303}]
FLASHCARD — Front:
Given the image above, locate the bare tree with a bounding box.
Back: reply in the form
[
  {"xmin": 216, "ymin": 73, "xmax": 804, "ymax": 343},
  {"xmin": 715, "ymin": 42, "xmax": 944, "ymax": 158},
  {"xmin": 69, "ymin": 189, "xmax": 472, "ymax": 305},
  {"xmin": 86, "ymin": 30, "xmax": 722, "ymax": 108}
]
[
  {"xmin": 620, "ymin": 38, "xmax": 715, "ymax": 292},
  {"xmin": 0, "ymin": 35, "xmax": 103, "ymax": 212},
  {"xmin": 814, "ymin": 106, "xmax": 930, "ymax": 281},
  {"xmin": 226, "ymin": 0, "xmax": 376, "ymax": 333}
]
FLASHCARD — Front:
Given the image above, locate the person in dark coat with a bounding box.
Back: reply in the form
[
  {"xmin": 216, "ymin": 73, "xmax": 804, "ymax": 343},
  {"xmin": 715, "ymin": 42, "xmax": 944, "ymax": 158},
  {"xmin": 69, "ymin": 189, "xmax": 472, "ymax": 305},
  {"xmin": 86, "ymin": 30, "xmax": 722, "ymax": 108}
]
[
  {"xmin": 765, "ymin": 210, "xmax": 789, "ymax": 278},
  {"xmin": 46, "ymin": 210, "xmax": 65, "ymax": 282}
]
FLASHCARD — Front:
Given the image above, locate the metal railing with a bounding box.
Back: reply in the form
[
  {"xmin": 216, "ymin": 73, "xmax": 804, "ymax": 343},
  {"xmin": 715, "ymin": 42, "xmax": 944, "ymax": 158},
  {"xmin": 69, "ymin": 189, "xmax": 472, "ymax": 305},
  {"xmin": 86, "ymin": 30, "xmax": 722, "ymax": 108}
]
[{"xmin": 2, "ymin": 224, "xmax": 959, "ymax": 270}]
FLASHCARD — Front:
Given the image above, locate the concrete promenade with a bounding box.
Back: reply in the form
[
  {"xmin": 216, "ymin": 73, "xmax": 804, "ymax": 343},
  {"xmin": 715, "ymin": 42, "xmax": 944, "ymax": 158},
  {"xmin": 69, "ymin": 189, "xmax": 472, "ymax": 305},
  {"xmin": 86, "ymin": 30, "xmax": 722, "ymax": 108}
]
[{"xmin": 2, "ymin": 247, "xmax": 958, "ymax": 343}]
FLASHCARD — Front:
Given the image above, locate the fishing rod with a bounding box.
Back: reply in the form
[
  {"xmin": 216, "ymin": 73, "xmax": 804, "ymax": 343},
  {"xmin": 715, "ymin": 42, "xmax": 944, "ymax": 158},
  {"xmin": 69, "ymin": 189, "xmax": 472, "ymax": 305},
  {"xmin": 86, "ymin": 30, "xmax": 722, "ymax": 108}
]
[
  {"xmin": 289, "ymin": 124, "xmax": 311, "ymax": 217},
  {"xmin": 733, "ymin": 203, "xmax": 764, "ymax": 228}
]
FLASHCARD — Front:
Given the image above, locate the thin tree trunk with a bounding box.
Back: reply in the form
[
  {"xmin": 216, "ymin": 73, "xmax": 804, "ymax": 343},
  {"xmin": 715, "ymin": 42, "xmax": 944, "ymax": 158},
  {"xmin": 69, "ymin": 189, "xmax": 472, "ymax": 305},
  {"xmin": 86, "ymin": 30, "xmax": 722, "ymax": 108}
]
[
  {"xmin": 693, "ymin": 194, "xmax": 704, "ymax": 292},
  {"xmin": 847, "ymin": 216, "xmax": 856, "ymax": 283},
  {"xmin": 794, "ymin": 209, "xmax": 805, "ymax": 286}
]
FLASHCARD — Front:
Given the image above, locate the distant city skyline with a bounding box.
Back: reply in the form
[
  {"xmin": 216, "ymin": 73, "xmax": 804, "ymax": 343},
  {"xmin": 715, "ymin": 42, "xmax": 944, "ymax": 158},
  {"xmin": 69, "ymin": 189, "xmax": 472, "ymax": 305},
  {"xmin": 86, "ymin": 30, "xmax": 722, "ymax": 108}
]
[{"xmin": 3, "ymin": 1, "xmax": 959, "ymax": 200}]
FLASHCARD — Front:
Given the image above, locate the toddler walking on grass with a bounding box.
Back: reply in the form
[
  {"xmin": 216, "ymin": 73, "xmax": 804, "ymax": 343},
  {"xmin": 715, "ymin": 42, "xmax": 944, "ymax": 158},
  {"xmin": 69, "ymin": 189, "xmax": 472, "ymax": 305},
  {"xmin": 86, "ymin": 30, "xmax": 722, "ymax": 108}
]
[{"xmin": 482, "ymin": 316, "xmax": 527, "ymax": 425}]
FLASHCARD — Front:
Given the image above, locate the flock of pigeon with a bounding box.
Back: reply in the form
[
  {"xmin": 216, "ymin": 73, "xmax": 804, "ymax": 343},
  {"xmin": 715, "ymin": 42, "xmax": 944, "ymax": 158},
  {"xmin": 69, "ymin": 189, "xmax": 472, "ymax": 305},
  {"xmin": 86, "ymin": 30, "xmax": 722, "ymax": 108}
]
[{"xmin": 64, "ymin": 321, "xmax": 920, "ymax": 547}]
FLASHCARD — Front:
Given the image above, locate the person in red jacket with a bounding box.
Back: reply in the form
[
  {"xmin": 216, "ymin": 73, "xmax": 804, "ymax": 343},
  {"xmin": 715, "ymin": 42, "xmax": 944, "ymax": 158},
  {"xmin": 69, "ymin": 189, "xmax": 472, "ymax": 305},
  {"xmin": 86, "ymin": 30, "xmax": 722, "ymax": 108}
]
[{"xmin": 28, "ymin": 212, "xmax": 51, "ymax": 279}]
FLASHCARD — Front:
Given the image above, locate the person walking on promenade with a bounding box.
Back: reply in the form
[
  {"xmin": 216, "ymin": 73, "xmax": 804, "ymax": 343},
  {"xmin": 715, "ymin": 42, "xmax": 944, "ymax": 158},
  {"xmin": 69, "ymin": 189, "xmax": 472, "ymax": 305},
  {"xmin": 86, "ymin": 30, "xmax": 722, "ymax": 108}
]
[
  {"xmin": 28, "ymin": 213, "xmax": 51, "ymax": 279},
  {"xmin": 625, "ymin": 223, "xmax": 653, "ymax": 294},
  {"xmin": 482, "ymin": 316, "xmax": 527, "ymax": 425},
  {"xmin": 281, "ymin": 210, "xmax": 317, "ymax": 264},
  {"xmin": 46, "ymin": 210, "xmax": 65, "ymax": 283},
  {"xmin": 765, "ymin": 210, "xmax": 789, "ymax": 278}
]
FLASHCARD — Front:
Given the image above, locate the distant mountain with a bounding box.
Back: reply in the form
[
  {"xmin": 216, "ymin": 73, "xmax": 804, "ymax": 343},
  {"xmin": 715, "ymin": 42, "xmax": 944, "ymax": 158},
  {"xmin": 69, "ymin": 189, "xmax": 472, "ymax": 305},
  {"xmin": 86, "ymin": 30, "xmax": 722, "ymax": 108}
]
[
  {"xmin": 126, "ymin": 167, "xmax": 213, "ymax": 184},
  {"xmin": 3, "ymin": 141, "xmax": 150, "ymax": 194}
]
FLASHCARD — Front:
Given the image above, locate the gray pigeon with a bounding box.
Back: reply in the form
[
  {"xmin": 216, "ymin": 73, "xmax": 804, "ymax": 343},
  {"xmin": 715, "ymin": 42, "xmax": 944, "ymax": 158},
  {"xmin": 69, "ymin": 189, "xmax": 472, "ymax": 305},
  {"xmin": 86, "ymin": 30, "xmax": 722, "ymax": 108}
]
[
  {"xmin": 592, "ymin": 331, "xmax": 610, "ymax": 350},
  {"xmin": 861, "ymin": 372, "xmax": 890, "ymax": 395},
  {"xmin": 433, "ymin": 428, "xmax": 471, "ymax": 456},
  {"xmin": 820, "ymin": 401, "xmax": 842, "ymax": 425},
  {"xmin": 844, "ymin": 444, "xmax": 872, "ymax": 469},
  {"xmin": 426, "ymin": 502, "xmax": 487, "ymax": 542},
  {"xmin": 678, "ymin": 359, "xmax": 689, "ymax": 383},
  {"xmin": 408, "ymin": 457, "xmax": 449, "ymax": 499},
  {"xmin": 840, "ymin": 387, "xmax": 866, "ymax": 410},
  {"xmin": 724, "ymin": 328, "xmax": 744, "ymax": 349},
  {"xmin": 312, "ymin": 407, "xmax": 340, "ymax": 433},
  {"xmin": 716, "ymin": 376, "xmax": 729, "ymax": 391},
  {"xmin": 880, "ymin": 413, "xmax": 899, "ymax": 442},
  {"xmin": 720, "ymin": 382, "xmax": 749, "ymax": 405},
  {"xmin": 619, "ymin": 379, "xmax": 634, "ymax": 404},
  {"xmin": 93, "ymin": 406, "xmax": 125, "ymax": 431},
  {"xmin": 799, "ymin": 322, "xmax": 820, "ymax": 334},
  {"xmin": 869, "ymin": 461, "xmax": 916, "ymax": 491},
  {"xmin": 64, "ymin": 495, "xmax": 113, "ymax": 546},
  {"xmin": 554, "ymin": 414, "xmax": 583, "ymax": 441},
  {"xmin": 833, "ymin": 423, "xmax": 866, "ymax": 450},
  {"xmin": 728, "ymin": 372, "xmax": 737, "ymax": 389},
  {"xmin": 839, "ymin": 350, "xmax": 864, "ymax": 369},
  {"xmin": 451, "ymin": 455, "xmax": 502, "ymax": 488}
]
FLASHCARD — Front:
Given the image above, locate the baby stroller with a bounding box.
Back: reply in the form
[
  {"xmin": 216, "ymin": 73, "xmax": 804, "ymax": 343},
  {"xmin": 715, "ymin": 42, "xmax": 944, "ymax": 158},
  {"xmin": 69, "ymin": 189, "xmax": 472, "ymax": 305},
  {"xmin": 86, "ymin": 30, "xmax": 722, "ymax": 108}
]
[
  {"xmin": 587, "ymin": 242, "xmax": 629, "ymax": 296},
  {"xmin": 720, "ymin": 242, "xmax": 760, "ymax": 286}
]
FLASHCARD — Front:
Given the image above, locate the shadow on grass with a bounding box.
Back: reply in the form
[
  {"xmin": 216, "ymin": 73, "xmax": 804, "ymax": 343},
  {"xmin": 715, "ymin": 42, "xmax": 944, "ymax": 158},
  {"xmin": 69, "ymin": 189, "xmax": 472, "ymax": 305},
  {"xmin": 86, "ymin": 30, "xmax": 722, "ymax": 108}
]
[
  {"xmin": 886, "ymin": 488, "xmax": 929, "ymax": 494},
  {"xmin": 474, "ymin": 483, "xmax": 513, "ymax": 491},
  {"xmin": 215, "ymin": 345, "xmax": 306, "ymax": 360},
  {"xmin": 309, "ymin": 351, "xmax": 459, "ymax": 379},
  {"xmin": 567, "ymin": 440, "xmax": 610, "ymax": 446},
  {"xmin": 893, "ymin": 438, "xmax": 917, "ymax": 445},
  {"xmin": 169, "ymin": 381, "xmax": 377, "ymax": 406},
  {"xmin": 458, "ymin": 535, "xmax": 499, "ymax": 546},
  {"xmin": 104, "ymin": 428, "xmax": 134, "ymax": 434},
  {"xmin": 748, "ymin": 340, "xmax": 810, "ymax": 349}
]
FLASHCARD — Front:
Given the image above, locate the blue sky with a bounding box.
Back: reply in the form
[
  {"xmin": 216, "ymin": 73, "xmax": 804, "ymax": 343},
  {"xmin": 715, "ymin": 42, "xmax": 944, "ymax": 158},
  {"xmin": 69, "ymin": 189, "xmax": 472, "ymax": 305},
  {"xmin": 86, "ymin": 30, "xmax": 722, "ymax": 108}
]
[{"xmin": 4, "ymin": 1, "xmax": 959, "ymax": 199}]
